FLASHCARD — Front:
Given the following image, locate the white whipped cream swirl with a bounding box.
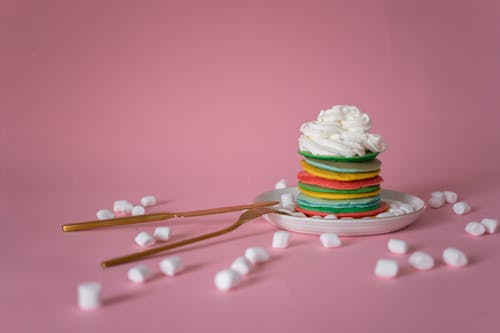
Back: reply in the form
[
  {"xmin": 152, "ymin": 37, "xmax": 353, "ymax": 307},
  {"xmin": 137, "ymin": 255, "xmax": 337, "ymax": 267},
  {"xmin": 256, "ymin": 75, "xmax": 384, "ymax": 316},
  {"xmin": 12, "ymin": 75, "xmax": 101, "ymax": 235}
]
[{"xmin": 299, "ymin": 105, "xmax": 387, "ymax": 157}]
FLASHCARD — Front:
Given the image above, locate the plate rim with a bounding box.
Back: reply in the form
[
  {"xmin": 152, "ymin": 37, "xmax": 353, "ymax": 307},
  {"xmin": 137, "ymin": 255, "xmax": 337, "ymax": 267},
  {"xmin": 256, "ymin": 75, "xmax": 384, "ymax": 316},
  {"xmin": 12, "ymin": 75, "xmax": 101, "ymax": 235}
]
[{"xmin": 254, "ymin": 187, "xmax": 426, "ymax": 235}]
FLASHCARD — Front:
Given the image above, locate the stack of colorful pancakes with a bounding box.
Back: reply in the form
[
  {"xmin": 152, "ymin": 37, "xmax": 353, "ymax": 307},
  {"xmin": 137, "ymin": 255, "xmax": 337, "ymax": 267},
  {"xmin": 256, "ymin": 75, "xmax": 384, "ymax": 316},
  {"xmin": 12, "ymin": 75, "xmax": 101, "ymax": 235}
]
[{"xmin": 295, "ymin": 151, "xmax": 387, "ymax": 218}]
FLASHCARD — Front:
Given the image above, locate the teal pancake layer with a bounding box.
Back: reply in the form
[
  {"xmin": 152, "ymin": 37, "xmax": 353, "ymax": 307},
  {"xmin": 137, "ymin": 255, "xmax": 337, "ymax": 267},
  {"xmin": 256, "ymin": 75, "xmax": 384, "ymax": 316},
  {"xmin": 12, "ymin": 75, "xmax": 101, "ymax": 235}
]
[
  {"xmin": 304, "ymin": 157, "xmax": 381, "ymax": 173},
  {"xmin": 298, "ymin": 182, "xmax": 380, "ymax": 194},
  {"xmin": 299, "ymin": 150, "xmax": 378, "ymax": 162},
  {"xmin": 296, "ymin": 193, "xmax": 381, "ymax": 213}
]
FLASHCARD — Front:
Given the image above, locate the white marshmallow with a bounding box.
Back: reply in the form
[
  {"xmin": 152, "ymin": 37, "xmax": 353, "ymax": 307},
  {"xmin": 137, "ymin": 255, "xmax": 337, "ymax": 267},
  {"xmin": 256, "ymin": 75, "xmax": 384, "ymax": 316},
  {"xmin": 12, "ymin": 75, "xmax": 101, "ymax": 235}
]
[
  {"xmin": 465, "ymin": 222, "xmax": 485, "ymax": 236},
  {"xmin": 408, "ymin": 251, "xmax": 434, "ymax": 270},
  {"xmin": 280, "ymin": 193, "xmax": 294, "ymax": 209},
  {"xmin": 275, "ymin": 179, "xmax": 287, "ymax": 190},
  {"xmin": 113, "ymin": 200, "xmax": 129, "ymax": 212},
  {"xmin": 230, "ymin": 256, "xmax": 253, "ymax": 275},
  {"xmin": 214, "ymin": 269, "xmax": 241, "ymax": 291},
  {"xmin": 443, "ymin": 191, "xmax": 458, "ymax": 203},
  {"xmin": 132, "ymin": 205, "xmax": 145, "ymax": 216},
  {"xmin": 278, "ymin": 208, "xmax": 295, "ymax": 215},
  {"xmin": 291, "ymin": 212, "xmax": 306, "ymax": 218},
  {"xmin": 374, "ymin": 259, "xmax": 398, "ymax": 278},
  {"xmin": 480, "ymin": 218, "xmax": 498, "ymax": 234},
  {"xmin": 442, "ymin": 247, "xmax": 468, "ymax": 267},
  {"xmin": 320, "ymin": 233, "xmax": 341, "ymax": 248},
  {"xmin": 134, "ymin": 231, "xmax": 155, "ymax": 247},
  {"xmin": 398, "ymin": 203, "xmax": 414, "ymax": 213},
  {"xmin": 376, "ymin": 212, "xmax": 395, "ymax": 218},
  {"xmin": 387, "ymin": 239, "xmax": 408, "ymax": 254},
  {"xmin": 429, "ymin": 196, "xmax": 445, "ymax": 208},
  {"xmin": 272, "ymin": 230, "xmax": 291, "ymax": 248},
  {"xmin": 96, "ymin": 209, "xmax": 114, "ymax": 220},
  {"xmin": 140, "ymin": 195, "xmax": 157, "ymax": 207},
  {"xmin": 153, "ymin": 226, "xmax": 171, "ymax": 241},
  {"xmin": 121, "ymin": 202, "xmax": 134, "ymax": 214},
  {"xmin": 323, "ymin": 214, "xmax": 338, "ymax": 220},
  {"xmin": 453, "ymin": 201, "xmax": 471, "ymax": 215},
  {"xmin": 388, "ymin": 208, "xmax": 405, "ymax": 216},
  {"xmin": 77, "ymin": 282, "xmax": 102, "ymax": 310},
  {"xmin": 245, "ymin": 247, "xmax": 270, "ymax": 264},
  {"xmin": 159, "ymin": 256, "xmax": 185, "ymax": 276},
  {"xmin": 388, "ymin": 200, "xmax": 403, "ymax": 209},
  {"xmin": 431, "ymin": 191, "xmax": 445, "ymax": 201},
  {"xmin": 127, "ymin": 265, "xmax": 152, "ymax": 283},
  {"xmin": 311, "ymin": 215, "xmax": 323, "ymax": 219}
]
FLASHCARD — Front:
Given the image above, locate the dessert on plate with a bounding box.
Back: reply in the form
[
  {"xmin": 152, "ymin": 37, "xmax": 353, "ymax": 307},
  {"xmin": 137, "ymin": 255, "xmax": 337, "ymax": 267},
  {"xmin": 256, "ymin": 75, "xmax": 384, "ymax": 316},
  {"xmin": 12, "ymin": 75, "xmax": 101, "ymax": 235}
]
[{"xmin": 295, "ymin": 105, "xmax": 388, "ymax": 218}]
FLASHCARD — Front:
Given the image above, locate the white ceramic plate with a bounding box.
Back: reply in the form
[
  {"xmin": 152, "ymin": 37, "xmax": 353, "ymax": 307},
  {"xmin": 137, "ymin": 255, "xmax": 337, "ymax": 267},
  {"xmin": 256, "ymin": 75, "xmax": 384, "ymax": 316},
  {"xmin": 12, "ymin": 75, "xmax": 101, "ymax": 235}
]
[{"xmin": 254, "ymin": 187, "xmax": 426, "ymax": 236}]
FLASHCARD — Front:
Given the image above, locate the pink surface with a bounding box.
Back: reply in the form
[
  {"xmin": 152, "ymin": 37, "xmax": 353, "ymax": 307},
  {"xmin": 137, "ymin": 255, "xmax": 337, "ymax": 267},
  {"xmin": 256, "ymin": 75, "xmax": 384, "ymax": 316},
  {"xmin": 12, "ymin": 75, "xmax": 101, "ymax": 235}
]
[{"xmin": 2, "ymin": 0, "xmax": 500, "ymax": 332}]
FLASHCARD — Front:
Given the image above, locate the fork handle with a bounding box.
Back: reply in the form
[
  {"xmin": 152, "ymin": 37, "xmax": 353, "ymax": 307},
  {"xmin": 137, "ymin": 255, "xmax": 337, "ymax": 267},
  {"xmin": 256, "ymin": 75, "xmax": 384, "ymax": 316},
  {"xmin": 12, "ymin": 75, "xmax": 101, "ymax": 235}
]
[
  {"xmin": 61, "ymin": 200, "xmax": 280, "ymax": 232},
  {"xmin": 62, "ymin": 213, "xmax": 173, "ymax": 232}
]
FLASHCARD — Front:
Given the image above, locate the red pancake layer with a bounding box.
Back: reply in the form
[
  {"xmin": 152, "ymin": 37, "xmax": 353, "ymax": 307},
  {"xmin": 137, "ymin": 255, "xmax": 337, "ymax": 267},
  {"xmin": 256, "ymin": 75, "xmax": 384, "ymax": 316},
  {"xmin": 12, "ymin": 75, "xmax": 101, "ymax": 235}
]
[
  {"xmin": 295, "ymin": 201, "xmax": 388, "ymax": 218},
  {"xmin": 297, "ymin": 170, "xmax": 384, "ymax": 190}
]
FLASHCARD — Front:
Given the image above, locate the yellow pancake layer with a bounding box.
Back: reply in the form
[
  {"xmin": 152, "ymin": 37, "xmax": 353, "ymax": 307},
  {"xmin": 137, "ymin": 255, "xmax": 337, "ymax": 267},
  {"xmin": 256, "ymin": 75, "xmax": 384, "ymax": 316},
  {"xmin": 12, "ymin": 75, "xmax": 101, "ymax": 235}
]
[
  {"xmin": 299, "ymin": 187, "xmax": 381, "ymax": 200},
  {"xmin": 301, "ymin": 160, "xmax": 380, "ymax": 181}
]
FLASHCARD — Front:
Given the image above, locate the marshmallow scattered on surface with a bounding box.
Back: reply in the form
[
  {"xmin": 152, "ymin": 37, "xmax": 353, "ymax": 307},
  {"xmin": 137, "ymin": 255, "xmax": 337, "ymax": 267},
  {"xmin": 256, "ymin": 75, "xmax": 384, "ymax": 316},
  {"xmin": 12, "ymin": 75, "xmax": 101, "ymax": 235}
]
[
  {"xmin": 453, "ymin": 201, "xmax": 471, "ymax": 215},
  {"xmin": 275, "ymin": 179, "xmax": 287, "ymax": 190},
  {"xmin": 408, "ymin": 251, "xmax": 434, "ymax": 270},
  {"xmin": 214, "ymin": 269, "xmax": 242, "ymax": 291},
  {"xmin": 323, "ymin": 214, "xmax": 338, "ymax": 220},
  {"xmin": 442, "ymin": 248, "xmax": 468, "ymax": 267},
  {"xmin": 140, "ymin": 195, "xmax": 157, "ymax": 207},
  {"xmin": 374, "ymin": 259, "xmax": 398, "ymax": 278},
  {"xmin": 159, "ymin": 256, "xmax": 185, "ymax": 277},
  {"xmin": 128, "ymin": 265, "xmax": 152, "ymax": 283},
  {"xmin": 376, "ymin": 212, "xmax": 395, "ymax": 218},
  {"xmin": 113, "ymin": 200, "xmax": 134, "ymax": 214},
  {"xmin": 320, "ymin": 233, "xmax": 341, "ymax": 248},
  {"xmin": 245, "ymin": 247, "xmax": 270, "ymax": 264},
  {"xmin": 272, "ymin": 231, "xmax": 291, "ymax": 248},
  {"xmin": 134, "ymin": 231, "xmax": 155, "ymax": 247},
  {"xmin": 465, "ymin": 222, "xmax": 485, "ymax": 236},
  {"xmin": 388, "ymin": 208, "xmax": 405, "ymax": 216},
  {"xmin": 311, "ymin": 215, "xmax": 323, "ymax": 219},
  {"xmin": 78, "ymin": 282, "xmax": 102, "ymax": 310},
  {"xmin": 280, "ymin": 193, "xmax": 294, "ymax": 210},
  {"xmin": 431, "ymin": 192, "xmax": 445, "ymax": 201},
  {"xmin": 443, "ymin": 191, "xmax": 458, "ymax": 204},
  {"xmin": 398, "ymin": 203, "xmax": 414, "ymax": 213},
  {"xmin": 153, "ymin": 226, "xmax": 171, "ymax": 241},
  {"xmin": 230, "ymin": 257, "xmax": 253, "ymax": 275},
  {"xmin": 132, "ymin": 205, "xmax": 145, "ymax": 216},
  {"xmin": 388, "ymin": 200, "xmax": 403, "ymax": 209},
  {"xmin": 429, "ymin": 196, "xmax": 445, "ymax": 208},
  {"xmin": 113, "ymin": 200, "xmax": 129, "ymax": 213},
  {"xmin": 96, "ymin": 209, "xmax": 114, "ymax": 220},
  {"xmin": 480, "ymin": 218, "xmax": 498, "ymax": 234},
  {"xmin": 387, "ymin": 239, "xmax": 408, "ymax": 254},
  {"xmin": 121, "ymin": 202, "xmax": 134, "ymax": 214}
]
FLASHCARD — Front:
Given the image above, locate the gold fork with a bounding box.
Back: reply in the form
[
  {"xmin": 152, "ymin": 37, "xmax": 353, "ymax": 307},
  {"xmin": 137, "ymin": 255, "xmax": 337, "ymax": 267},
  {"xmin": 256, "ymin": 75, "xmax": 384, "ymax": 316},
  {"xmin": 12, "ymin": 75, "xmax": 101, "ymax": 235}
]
[
  {"xmin": 100, "ymin": 206, "xmax": 285, "ymax": 268},
  {"xmin": 62, "ymin": 200, "xmax": 279, "ymax": 232}
]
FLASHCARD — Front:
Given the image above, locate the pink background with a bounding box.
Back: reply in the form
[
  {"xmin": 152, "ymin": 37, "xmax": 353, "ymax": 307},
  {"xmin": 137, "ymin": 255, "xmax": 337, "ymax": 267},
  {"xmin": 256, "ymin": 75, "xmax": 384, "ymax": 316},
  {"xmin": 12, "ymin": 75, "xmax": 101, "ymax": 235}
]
[{"xmin": 2, "ymin": 0, "xmax": 500, "ymax": 332}]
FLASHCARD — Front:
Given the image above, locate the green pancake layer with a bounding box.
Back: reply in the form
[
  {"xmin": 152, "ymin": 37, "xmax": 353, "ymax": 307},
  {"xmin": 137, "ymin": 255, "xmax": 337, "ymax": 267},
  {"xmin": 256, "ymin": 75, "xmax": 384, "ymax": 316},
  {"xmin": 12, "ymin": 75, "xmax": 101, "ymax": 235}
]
[
  {"xmin": 298, "ymin": 182, "xmax": 380, "ymax": 194},
  {"xmin": 304, "ymin": 157, "xmax": 381, "ymax": 173},
  {"xmin": 299, "ymin": 150, "xmax": 379, "ymax": 162}
]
